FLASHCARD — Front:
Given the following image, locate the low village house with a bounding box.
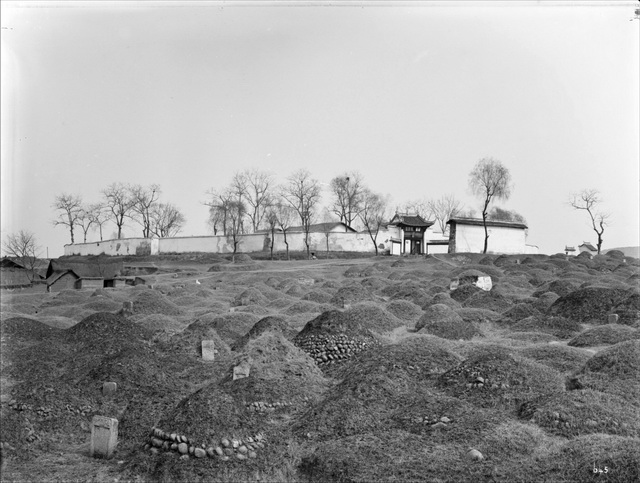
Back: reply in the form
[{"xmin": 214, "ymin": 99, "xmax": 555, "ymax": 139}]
[
  {"xmin": 0, "ymin": 257, "xmax": 48, "ymax": 290},
  {"xmin": 46, "ymin": 258, "xmax": 125, "ymax": 292},
  {"xmin": 578, "ymin": 241, "xmax": 597, "ymax": 257}
]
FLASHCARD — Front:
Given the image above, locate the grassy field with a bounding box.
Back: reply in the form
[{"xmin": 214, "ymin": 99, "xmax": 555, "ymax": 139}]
[{"xmin": 1, "ymin": 251, "xmax": 639, "ymax": 482}]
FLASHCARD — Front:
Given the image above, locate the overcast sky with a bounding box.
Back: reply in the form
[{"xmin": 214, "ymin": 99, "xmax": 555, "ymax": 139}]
[{"xmin": 2, "ymin": 1, "xmax": 638, "ymax": 258}]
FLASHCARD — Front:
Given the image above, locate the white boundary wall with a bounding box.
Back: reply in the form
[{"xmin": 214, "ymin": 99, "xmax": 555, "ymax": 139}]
[
  {"xmin": 65, "ymin": 231, "xmax": 391, "ymax": 256},
  {"xmin": 64, "ymin": 227, "xmax": 538, "ymax": 256}
]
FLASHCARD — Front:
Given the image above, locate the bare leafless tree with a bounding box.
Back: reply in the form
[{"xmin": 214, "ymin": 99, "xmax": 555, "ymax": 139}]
[
  {"xmin": 52, "ymin": 193, "xmax": 83, "ymax": 244},
  {"xmin": 230, "ymin": 173, "xmax": 249, "ymax": 234},
  {"xmin": 428, "ymin": 194, "xmax": 462, "ymax": 234},
  {"xmin": 487, "ymin": 207, "xmax": 526, "ymax": 224},
  {"xmin": 204, "ymin": 188, "xmax": 235, "ymax": 236},
  {"xmin": 226, "ymin": 200, "xmax": 246, "ymax": 262},
  {"xmin": 360, "ymin": 189, "xmax": 390, "ymax": 255},
  {"xmin": 275, "ymin": 200, "xmax": 295, "ymax": 261},
  {"xmin": 469, "ymin": 157, "xmax": 512, "ymax": 253},
  {"xmin": 150, "ymin": 203, "xmax": 185, "ymax": 237},
  {"xmin": 2, "ymin": 230, "xmax": 41, "ymax": 281},
  {"xmin": 569, "ymin": 189, "xmax": 610, "ymax": 254},
  {"xmin": 396, "ymin": 198, "xmax": 433, "ymax": 220},
  {"xmin": 234, "ymin": 168, "xmax": 274, "ymax": 233},
  {"xmin": 76, "ymin": 207, "xmax": 94, "ymax": 243},
  {"xmin": 281, "ymin": 169, "xmax": 322, "ymax": 259},
  {"xmin": 265, "ymin": 205, "xmax": 279, "ymax": 261},
  {"xmin": 329, "ymin": 171, "xmax": 365, "ymax": 229},
  {"xmin": 87, "ymin": 203, "xmax": 109, "ymax": 241},
  {"xmin": 130, "ymin": 184, "xmax": 161, "ymax": 238},
  {"xmin": 102, "ymin": 183, "xmax": 135, "ymax": 239}
]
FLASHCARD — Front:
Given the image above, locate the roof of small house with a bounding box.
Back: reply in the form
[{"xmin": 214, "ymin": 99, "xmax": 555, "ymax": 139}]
[
  {"xmin": 447, "ymin": 217, "xmax": 528, "ymax": 230},
  {"xmin": 1, "ymin": 257, "xmax": 49, "ymax": 276},
  {"xmin": 47, "ymin": 269, "xmax": 81, "ymax": 286},
  {"xmin": 0, "ymin": 268, "xmax": 38, "ymax": 287},
  {"xmin": 388, "ymin": 213, "xmax": 434, "ymax": 228},
  {"xmin": 578, "ymin": 242, "xmax": 597, "ymax": 251},
  {"xmin": 46, "ymin": 258, "xmax": 123, "ymax": 280},
  {"xmin": 1, "ymin": 257, "xmax": 23, "ymax": 269}
]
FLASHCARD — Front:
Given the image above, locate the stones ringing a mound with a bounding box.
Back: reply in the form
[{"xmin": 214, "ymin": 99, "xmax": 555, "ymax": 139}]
[
  {"xmin": 294, "ymin": 333, "xmax": 378, "ymax": 366},
  {"xmin": 145, "ymin": 427, "xmax": 266, "ymax": 462}
]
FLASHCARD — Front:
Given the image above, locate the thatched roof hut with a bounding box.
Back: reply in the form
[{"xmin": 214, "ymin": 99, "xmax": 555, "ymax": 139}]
[{"xmin": 46, "ymin": 257, "xmax": 124, "ymax": 290}]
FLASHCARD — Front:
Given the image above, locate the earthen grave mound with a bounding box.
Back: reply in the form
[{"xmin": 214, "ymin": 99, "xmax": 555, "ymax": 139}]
[
  {"xmin": 384, "ymin": 299, "xmax": 423, "ymax": 322},
  {"xmin": 549, "ymin": 287, "xmax": 630, "ymax": 323},
  {"xmin": 509, "ymin": 315, "xmax": 582, "ymax": 339},
  {"xmin": 568, "ymin": 324, "xmax": 640, "ymax": 347},
  {"xmin": 222, "ymin": 332, "xmax": 328, "ymax": 408},
  {"xmin": 438, "ymin": 349, "xmax": 565, "ymax": 414},
  {"xmin": 232, "ymin": 315, "xmax": 294, "ymax": 350},
  {"xmin": 130, "ymin": 290, "xmax": 184, "ymax": 316}
]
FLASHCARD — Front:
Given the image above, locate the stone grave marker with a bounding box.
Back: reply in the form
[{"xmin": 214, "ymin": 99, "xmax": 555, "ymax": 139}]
[
  {"xmin": 233, "ymin": 360, "xmax": 251, "ymax": 381},
  {"xmin": 475, "ymin": 276, "xmax": 492, "ymax": 291},
  {"xmin": 102, "ymin": 382, "xmax": 117, "ymax": 397},
  {"xmin": 608, "ymin": 314, "xmax": 619, "ymax": 324},
  {"xmin": 201, "ymin": 340, "xmax": 216, "ymax": 361},
  {"xmin": 122, "ymin": 301, "xmax": 133, "ymax": 316},
  {"xmin": 90, "ymin": 416, "xmax": 118, "ymax": 459}
]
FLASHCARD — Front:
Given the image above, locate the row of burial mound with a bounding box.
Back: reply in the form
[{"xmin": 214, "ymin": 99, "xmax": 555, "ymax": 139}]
[
  {"xmin": 3, "ymin": 312, "xmax": 189, "ymax": 460},
  {"xmin": 295, "ymin": 337, "xmax": 479, "ymax": 439},
  {"xmin": 130, "ymin": 332, "xmax": 329, "ymax": 482},
  {"xmin": 295, "ymin": 333, "xmax": 640, "ymax": 483}
]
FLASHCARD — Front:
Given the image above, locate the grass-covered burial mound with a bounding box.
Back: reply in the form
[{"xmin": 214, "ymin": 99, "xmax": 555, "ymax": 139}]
[
  {"xmin": 548, "ymin": 287, "xmax": 631, "ymax": 324},
  {"xmin": 438, "ymin": 346, "xmax": 565, "ymax": 414},
  {"xmin": 416, "ymin": 304, "xmax": 482, "ymax": 340},
  {"xmin": 295, "ymin": 337, "xmax": 462, "ymax": 439},
  {"xmin": 292, "ymin": 310, "xmax": 384, "ymax": 368},
  {"xmin": 509, "ymin": 315, "xmax": 582, "ymax": 339},
  {"xmin": 568, "ymin": 324, "xmax": 640, "ymax": 347},
  {"xmin": 222, "ymin": 333, "xmax": 328, "ymax": 409},
  {"xmin": 231, "ymin": 316, "xmax": 294, "ymax": 350}
]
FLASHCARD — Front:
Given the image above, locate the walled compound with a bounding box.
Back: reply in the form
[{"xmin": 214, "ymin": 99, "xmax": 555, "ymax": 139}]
[{"xmin": 64, "ymin": 216, "xmax": 538, "ymax": 257}]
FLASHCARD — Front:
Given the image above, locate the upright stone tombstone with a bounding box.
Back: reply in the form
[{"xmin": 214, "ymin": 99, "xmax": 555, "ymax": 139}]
[
  {"xmin": 90, "ymin": 416, "xmax": 118, "ymax": 459},
  {"xmin": 102, "ymin": 382, "xmax": 117, "ymax": 397},
  {"xmin": 201, "ymin": 340, "xmax": 216, "ymax": 361},
  {"xmin": 608, "ymin": 314, "xmax": 619, "ymax": 324},
  {"xmin": 475, "ymin": 276, "xmax": 493, "ymax": 291},
  {"xmin": 233, "ymin": 360, "xmax": 251, "ymax": 381},
  {"xmin": 122, "ymin": 301, "xmax": 133, "ymax": 316}
]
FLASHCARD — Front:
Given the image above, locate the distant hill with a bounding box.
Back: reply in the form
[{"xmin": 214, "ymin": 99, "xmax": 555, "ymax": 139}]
[{"xmin": 604, "ymin": 246, "xmax": 640, "ymax": 259}]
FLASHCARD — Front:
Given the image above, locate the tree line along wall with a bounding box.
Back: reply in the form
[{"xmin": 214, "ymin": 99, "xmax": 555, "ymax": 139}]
[{"xmin": 64, "ymin": 231, "xmax": 388, "ymax": 257}]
